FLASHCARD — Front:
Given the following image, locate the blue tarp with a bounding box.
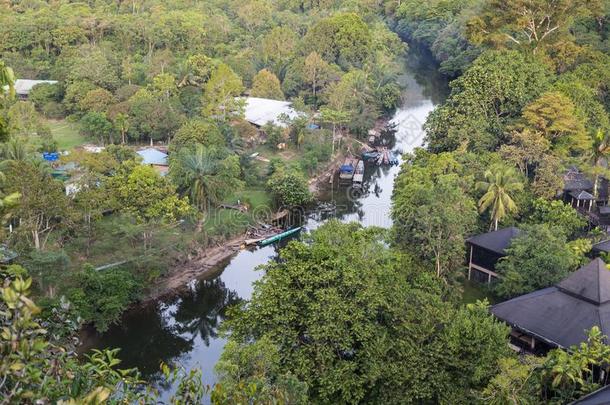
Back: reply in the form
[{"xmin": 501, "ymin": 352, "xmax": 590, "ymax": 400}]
[
  {"xmin": 340, "ymin": 164, "xmax": 354, "ymax": 172},
  {"xmin": 42, "ymin": 152, "xmax": 59, "ymax": 161},
  {"xmin": 307, "ymin": 123, "xmax": 320, "ymax": 130}
]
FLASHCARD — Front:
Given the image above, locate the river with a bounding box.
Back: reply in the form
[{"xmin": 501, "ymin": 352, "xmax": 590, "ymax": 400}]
[{"xmin": 85, "ymin": 48, "xmax": 449, "ymax": 399}]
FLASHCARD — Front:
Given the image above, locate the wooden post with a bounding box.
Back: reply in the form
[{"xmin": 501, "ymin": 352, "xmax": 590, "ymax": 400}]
[
  {"xmin": 468, "ymin": 245, "xmax": 473, "ymax": 281},
  {"xmin": 530, "ymin": 336, "xmax": 535, "ymax": 350},
  {"xmin": 487, "ymin": 272, "xmax": 492, "ymax": 284}
]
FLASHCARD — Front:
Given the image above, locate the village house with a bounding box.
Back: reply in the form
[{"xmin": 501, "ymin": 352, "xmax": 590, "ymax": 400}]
[
  {"xmin": 491, "ymin": 258, "xmax": 610, "ymax": 354},
  {"xmin": 12, "ymin": 79, "xmax": 58, "ymax": 99},
  {"xmin": 466, "ymin": 227, "xmax": 520, "ymax": 284},
  {"xmin": 137, "ymin": 148, "xmax": 169, "ymax": 175},
  {"xmin": 242, "ymin": 97, "xmax": 300, "ymax": 128}
]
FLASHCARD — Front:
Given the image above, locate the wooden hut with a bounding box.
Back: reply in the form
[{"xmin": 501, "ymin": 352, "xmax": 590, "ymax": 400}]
[
  {"xmin": 466, "ymin": 227, "xmax": 520, "ymax": 284},
  {"xmin": 491, "ymin": 258, "xmax": 610, "ymax": 354}
]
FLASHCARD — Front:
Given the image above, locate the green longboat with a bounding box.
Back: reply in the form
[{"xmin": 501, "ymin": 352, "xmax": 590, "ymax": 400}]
[{"xmin": 257, "ymin": 227, "xmax": 302, "ymax": 247}]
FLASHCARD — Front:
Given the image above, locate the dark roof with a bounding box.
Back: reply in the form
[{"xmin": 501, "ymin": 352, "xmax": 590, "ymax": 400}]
[
  {"xmin": 0, "ymin": 245, "xmax": 17, "ymax": 264},
  {"xmin": 466, "ymin": 227, "xmax": 520, "ymax": 255},
  {"xmin": 592, "ymin": 239, "xmax": 610, "ymax": 254},
  {"xmin": 599, "ymin": 206, "xmax": 610, "ymax": 215},
  {"xmin": 570, "ymin": 190, "xmax": 595, "ymax": 200},
  {"xmin": 564, "ymin": 168, "xmax": 594, "ymax": 192},
  {"xmin": 491, "ymin": 258, "xmax": 610, "ymax": 348},
  {"xmin": 557, "ymin": 259, "xmax": 610, "ymax": 304},
  {"xmin": 573, "ymin": 385, "xmax": 610, "ymax": 405}
]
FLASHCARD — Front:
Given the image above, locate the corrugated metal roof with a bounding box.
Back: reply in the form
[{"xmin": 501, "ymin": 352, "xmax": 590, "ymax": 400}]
[
  {"xmin": 137, "ymin": 148, "xmax": 168, "ymax": 166},
  {"xmin": 14, "ymin": 79, "xmax": 58, "ymax": 95},
  {"xmin": 242, "ymin": 97, "xmax": 300, "ymax": 127}
]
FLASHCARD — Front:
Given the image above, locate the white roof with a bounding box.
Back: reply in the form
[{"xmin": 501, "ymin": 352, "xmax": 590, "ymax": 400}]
[
  {"xmin": 242, "ymin": 97, "xmax": 300, "ymax": 127},
  {"xmin": 137, "ymin": 148, "xmax": 168, "ymax": 166},
  {"xmin": 14, "ymin": 79, "xmax": 58, "ymax": 95}
]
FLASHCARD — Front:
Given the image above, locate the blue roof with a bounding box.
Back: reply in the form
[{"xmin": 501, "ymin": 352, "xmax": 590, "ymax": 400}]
[{"xmin": 137, "ymin": 148, "xmax": 168, "ymax": 166}]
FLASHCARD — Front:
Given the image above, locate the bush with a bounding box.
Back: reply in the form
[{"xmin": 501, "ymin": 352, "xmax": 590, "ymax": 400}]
[
  {"xmin": 267, "ymin": 170, "xmax": 312, "ymax": 207},
  {"xmin": 68, "ymin": 266, "xmax": 141, "ymax": 332}
]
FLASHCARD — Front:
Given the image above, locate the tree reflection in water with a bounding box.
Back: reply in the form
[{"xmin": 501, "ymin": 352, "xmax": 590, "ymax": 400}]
[
  {"xmin": 87, "ymin": 276, "xmax": 239, "ymax": 386},
  {"xmin": 172, "ymin": 278, "xmax": 241, "ymax": 346}
]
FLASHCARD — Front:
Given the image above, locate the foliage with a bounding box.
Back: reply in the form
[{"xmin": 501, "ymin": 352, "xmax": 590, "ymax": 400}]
[
  {"xmin": 80, "ymin": 111, "xmax": 114, "ymax": 145},
  {"xmin": 476, "ymin": 164, "xmax": 524, "ymax": 231},
  {"xmin": 392, "ymin": 152, "xmax": 477, "ymax": 278},
  {"xmin": 68, "ymin": 266, "xmax": 140, "ymax": 332},
  {"xmin": 0, "ymin": 277, "xmax": 151, "ymax": 403},
  {"xmin": 495, "ymin": 224, "xmax": 581, "ymax": 298},
  {"xmin": 170, "ymin": 119, "xmax": 225, "ymax": 151},
  {"xmin": 170, "ymin": 145, "xmax": 243, "ymax": 211},
  {"xmin": 4, "ymin": 161, "xmax": 71, "ymax": 251},
  {"xmin": 222, "ymin": 221, "xmax": 510, "ymax": 404},
  {"xmin": 266, "ymin": 169, "xmax": 312, "ymax": 207},
  {"xmin": 250, "ymin": 69, "xmax": 284, "ymax": 100},
  {"xmin": 483, "ymin": 327, "xmax": 610, "ymax": 404},
  {"xmin": 107, "ymin": 163, "xmax": 191, "ymax": 223},
  {"xmin": 425, "ymin": 50, "xmax": 551, "ymax": 152},
  {"xmin": 529, "ymin": 198, "xmax": 586, "ymax": 238}
]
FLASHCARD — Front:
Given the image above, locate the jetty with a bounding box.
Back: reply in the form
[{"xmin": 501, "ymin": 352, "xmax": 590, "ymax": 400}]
[{"xmin": 353, "ymin": 160, "xmax": 364, "ymax": 189}]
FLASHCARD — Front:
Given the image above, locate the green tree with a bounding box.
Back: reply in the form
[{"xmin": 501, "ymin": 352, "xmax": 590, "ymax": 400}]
[
  {"xmin": 522, "ymin": 91, "xmax": 589, "ymax": 156},
  {"xmin": 266, "ymin": 169, "xmax": 312, "ymax": 207},
  {"xmin": 477, "ymin": 164, "xmax": 524, "ymax": 231},
  {"xmin": 170, "ymin": 145, "xmax": 243, "ymax": 211},
  {"xmin": 250, "ymin": 69, "xmax": 284, "ymax": 100},
  {"xmin": 319, "ymin": 106, "xmax": 349, "ymax": 156},
  {"xmin": 107, "ymin": 164, "xmax": 191, "ymax": 224},
  {"xmin": 112, "ymin": 112, "xmax": 130, "ymax": 144},
  {"xmin": 201, "ymin": 63, "xmax": 244, "ymax": 121},
  {"xmin": 171, "ymin": 119, "xmax": 225, "ymax": 151},
  {"xmin": 529, "ymin": 198, "xmax": 585, "ymax": 238},
  {"xmin": 425, "ymin": 50, "xmax": 551, "ymax": 152},
  {"xmin": 392, "ymin": 152, "xmax": 477, "ymax": 278},
  {"xmin": 467, "ymin": 0, "xmax": 600, "ymax": 54},
  {"xmin": 4, "ymin": 161, "xmax": 71, "ymax": 250},
  {"xmin": 80, "ymin": 111, "xmax": 114, "ymax": 145},
  {"xmin": 495, "ymin": 224, "xmax": 581, "ymax": 298},
  {"xmin": 0, "ymin": 60, "xmax": 16, "ymax": 99},
  {"xmin": 222, "ymin": 221, "xmax": 509, "ymax": 403}
]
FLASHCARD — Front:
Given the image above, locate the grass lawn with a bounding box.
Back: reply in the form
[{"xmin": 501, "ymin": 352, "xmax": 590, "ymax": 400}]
[
  {"xmin": 461, "ymin": 279, "xmax": 497, "ymax": 305},
  {"xmin": 47, "ymin": 119, "xmax": 88, "ymax": 150}
]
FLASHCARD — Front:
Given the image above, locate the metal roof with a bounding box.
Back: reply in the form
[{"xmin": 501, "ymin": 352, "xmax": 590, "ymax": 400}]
[
  {"xmin": 570, "ymin": 190, "xmax": 595, "ymax": 200},
  {"xmin": 466, "ymin": 227, "xmax": 520, "ymax": 255},
  {"xmin": 137, "ymin": 148, "xmax": 168, "ymax": 166},
  {"xmin": 242, "ymin": 97, "xmax": 300, "ymax": 127},
  {"xmin": 491, "ymin": 258, "xmax": 610, "ymax": 348},
  {"xmin": 14, "ymin": 79, "xmax": 58, "ymax": 95}
]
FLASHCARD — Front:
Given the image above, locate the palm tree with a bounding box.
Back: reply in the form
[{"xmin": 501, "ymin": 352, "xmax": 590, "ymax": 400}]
[
  {"xmin": 172, "ymin": 145, "xmax": 225, "ymax": 211},
  {"xmin": 477, "ymin": 165, "xmax": 524, "ymax": 231}
]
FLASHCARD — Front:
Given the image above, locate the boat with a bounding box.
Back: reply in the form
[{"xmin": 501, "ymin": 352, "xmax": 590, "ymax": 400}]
[
  {"xmin": 257, "ymin": 227, "xmax": 302, "ymax": 246},
  {"xmin": 339, "ymin": 158, "xmax": 356, "ymax": 182},
  {"xmin": 362, "ymin": 151, "xmax": 380, "ymax": 162},
  {"xmin": 353, "ymin": 160, "xmax": 364, "ymax": 189}
]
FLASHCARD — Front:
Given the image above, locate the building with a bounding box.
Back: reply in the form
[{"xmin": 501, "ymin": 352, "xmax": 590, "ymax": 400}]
[
  {"xmin": 137, "ymin": 148, "xmax": 168, "ymax": 175},
  {"xmin": 466, "ymin": 227, "xmax": 520, "ymax": 284},
  {"xmin": 242, "ymin": 97, "xmax": 300, "ymax": 128},
  {"xmin": 573, "ymin": 385, "xmax": 610, "ymax": 404},
  {"xmin": 592, "ymin": 239, "xmax": 610, "ymax": 256},
  {"xmin": 491, "ymin": 258, "xmax": 610, "ymax": 354},
  {"xmin": 13, "ymin": 79, "xmax": 58, "ymax": 98},
  {"xmin": 563, "ymin": 167, "xmax": 594, "ymax": 203}
]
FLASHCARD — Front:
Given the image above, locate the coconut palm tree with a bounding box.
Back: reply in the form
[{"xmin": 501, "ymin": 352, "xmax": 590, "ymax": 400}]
[
  {"xmin": 477, "ymin": 165, "xmax": 524, "ymax": 231},
  {"xmin": 172, "ymin": 145, "xmax": 225, "ymax": 211}
]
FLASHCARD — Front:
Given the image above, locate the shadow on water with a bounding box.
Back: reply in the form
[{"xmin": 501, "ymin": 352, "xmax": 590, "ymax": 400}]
[{"xmin": 84, "ymin": 49, "xmax": 449, "ymax": 399}]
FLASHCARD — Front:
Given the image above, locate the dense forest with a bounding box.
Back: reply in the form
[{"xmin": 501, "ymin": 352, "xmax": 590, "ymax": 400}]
[{"xmin": 4, "ymin": 0, "xmax": 610, "ymax": 403}]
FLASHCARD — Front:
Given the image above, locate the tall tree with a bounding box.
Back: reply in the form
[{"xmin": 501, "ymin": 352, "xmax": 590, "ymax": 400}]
[
  {"xmin": 221, "ymin": 221, "xmax": 509, "ymax": 403},
  {"xmin": 201, "ymin": 63, "xmax": 244, "ymax": 121},
  {"xmin": 250, "ymin": 69, "xmax": 284, "ymax": 100},
  {"xmin": 477, "ymin": 164, "xmax": 524, "ymax": 231},
  {"xmin": 392, "ymin": 152, "xmax": 477, "ymax": 278},
  {"xmin": 170, "ymin": 145, "xmax": 243, "ymax": 211}
]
